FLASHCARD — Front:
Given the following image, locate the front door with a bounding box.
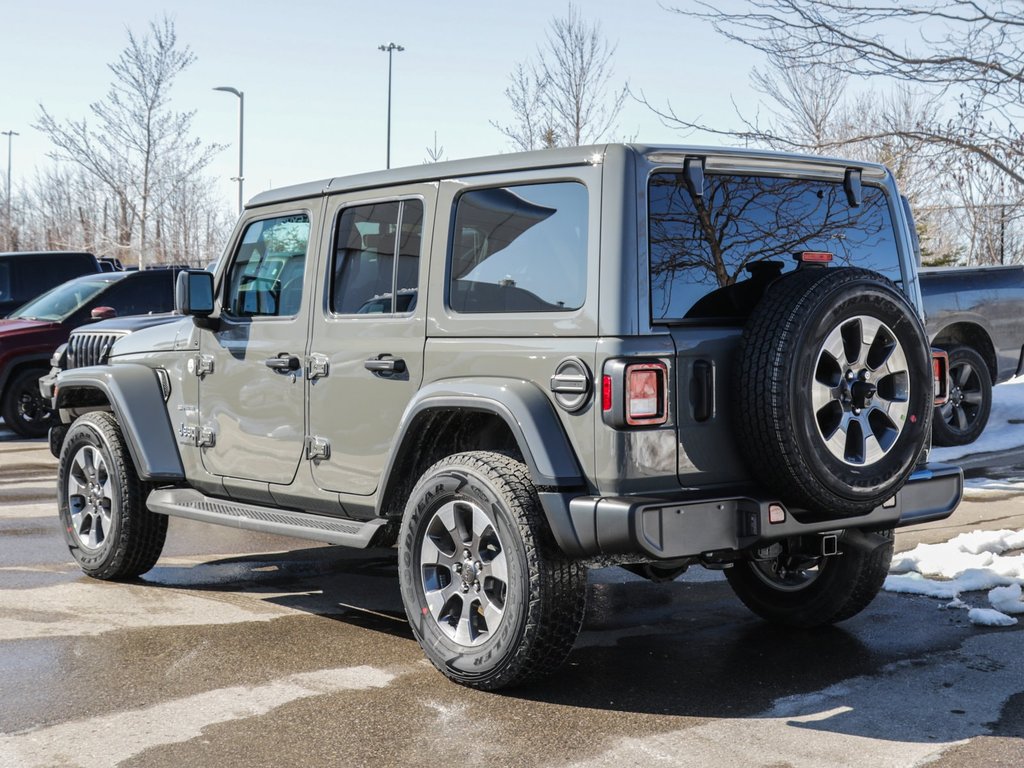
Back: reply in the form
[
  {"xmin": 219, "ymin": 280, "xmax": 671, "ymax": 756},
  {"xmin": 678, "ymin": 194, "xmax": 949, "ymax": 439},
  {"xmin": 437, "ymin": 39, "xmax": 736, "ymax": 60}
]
[
  {"xmin": 198, "ymin": 207, "xmax": 318, "ymax": 485},
  {"xmin": 307, "ymin": 186, "xmax": 434, "ymax": 495}
]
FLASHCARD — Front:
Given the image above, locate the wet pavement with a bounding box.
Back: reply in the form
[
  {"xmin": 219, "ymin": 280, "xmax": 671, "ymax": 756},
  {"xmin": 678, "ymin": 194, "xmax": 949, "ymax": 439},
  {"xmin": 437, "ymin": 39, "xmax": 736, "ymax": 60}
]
[{"xmin": 1, "ymin": 425, "xmax": 1022, "ymax": 767}]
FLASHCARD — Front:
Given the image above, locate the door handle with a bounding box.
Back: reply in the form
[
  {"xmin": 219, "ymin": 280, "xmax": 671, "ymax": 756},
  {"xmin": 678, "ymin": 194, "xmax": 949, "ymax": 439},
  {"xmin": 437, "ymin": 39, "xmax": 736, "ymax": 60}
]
[
  {"xmin": 364, "ymin": 355, "xmax": 406, "ymax": 375},
  {"xmin": 265, "ymin": 354, "xmax": 301, "ymax": 372}
]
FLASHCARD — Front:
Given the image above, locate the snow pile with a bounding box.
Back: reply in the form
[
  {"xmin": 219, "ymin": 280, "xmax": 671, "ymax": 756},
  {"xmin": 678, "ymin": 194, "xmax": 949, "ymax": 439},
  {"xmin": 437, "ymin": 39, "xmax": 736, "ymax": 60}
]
[
  {"xmin": 931, "ymin": 374, "xmax": 1024, "ymax": 463},
  {"xmin": 886, "ymin": 529, "xmax": 1024, "ymax": 626},
  {"xmin": 968, "ymin": 608, "xmax": 1018, "ymax": 627},
  {"xmin": 988, "ymin": 584, "xmax": 1024, "ymax": 615}
]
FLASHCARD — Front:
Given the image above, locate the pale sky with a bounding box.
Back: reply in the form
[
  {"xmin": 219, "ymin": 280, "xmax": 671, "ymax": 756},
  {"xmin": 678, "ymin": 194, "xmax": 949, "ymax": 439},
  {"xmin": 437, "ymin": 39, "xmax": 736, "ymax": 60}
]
[{"xmin": 1, "ymin": 0, "xmax": 763, "ymax": 209}]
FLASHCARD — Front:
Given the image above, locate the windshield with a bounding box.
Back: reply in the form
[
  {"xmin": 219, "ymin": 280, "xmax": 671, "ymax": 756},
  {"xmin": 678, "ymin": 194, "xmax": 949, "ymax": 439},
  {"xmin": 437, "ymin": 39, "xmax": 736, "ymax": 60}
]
[
  {"xmin": 648, "ymin": 172, "xmax": 902, "ymax": 321},
  {"xmin": 8, "ymin": 278, "xmax": 111, "ymax": 322}
]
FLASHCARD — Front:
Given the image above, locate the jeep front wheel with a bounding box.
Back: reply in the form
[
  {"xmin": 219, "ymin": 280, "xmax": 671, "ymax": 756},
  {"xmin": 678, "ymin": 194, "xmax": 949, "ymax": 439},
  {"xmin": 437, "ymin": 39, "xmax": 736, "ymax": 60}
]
[
  {"xmin": 725, "ymin": 529, "xmax": 894, "ymax": 628},
  {"xmin": 58, "ymin": 411, "xmax": 168, "ymax": 580},
  {"xmin": 398, "ymin": 451, "xmax": 587, "ymax": 690}
]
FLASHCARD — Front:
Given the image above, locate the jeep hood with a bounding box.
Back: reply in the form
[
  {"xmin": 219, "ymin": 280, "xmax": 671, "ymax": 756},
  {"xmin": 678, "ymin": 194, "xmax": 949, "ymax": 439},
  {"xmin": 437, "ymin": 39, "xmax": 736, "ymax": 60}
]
[{"xmin": 108, "ymin": 315, "xmax": 194, "ymax": 358}]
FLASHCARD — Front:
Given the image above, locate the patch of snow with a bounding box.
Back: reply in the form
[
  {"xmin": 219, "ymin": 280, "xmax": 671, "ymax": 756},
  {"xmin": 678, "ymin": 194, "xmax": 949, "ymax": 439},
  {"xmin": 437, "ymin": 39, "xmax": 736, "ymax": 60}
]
[
  {"xmin": 964, "ymin": 477, "xmax": 1024, "ymax": 495},
  {"xmin": 931, "ymin": 374, "xmax": 1024, "ymax": 462},
  {"xmin": 988, "ymin": 584, "xmax": 1024, "ymax": 615},
  {"xmin": 967, "ymin": 608, "xmax": 1018, "ymax": 627},
  {"xmin": 886, "ymin": 528, "xmax": 1024, "ymax": 618}
]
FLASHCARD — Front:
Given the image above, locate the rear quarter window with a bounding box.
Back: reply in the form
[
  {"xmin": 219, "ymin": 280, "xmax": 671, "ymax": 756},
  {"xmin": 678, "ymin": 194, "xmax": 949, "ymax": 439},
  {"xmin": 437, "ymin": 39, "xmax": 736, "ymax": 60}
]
[
  {"xmin": 449, "ymin": 181, "xmax": 587, "ymax": 313},
  {"xmin": 648, "ymin": 172, "xmax": 902, "ymax": 322}
]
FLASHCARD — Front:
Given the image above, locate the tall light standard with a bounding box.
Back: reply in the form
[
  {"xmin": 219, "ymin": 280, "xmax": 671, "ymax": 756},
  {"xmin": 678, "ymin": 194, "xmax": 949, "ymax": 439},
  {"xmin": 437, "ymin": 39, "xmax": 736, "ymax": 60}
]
[
  {"xmin": 2, "ymin": 130, "xmax": 17, "ymax": 237},
  {"xmin": 378, "ymin": 43, "xmax": 404, "ymax": 169},
  {"xmin": 213, "ymin": 87, "xmax": 245, "ymax": 214}
]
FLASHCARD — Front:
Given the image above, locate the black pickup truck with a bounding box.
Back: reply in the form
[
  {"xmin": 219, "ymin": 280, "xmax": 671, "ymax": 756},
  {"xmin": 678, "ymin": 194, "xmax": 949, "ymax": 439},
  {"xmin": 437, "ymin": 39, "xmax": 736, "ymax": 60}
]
[{"xmin": 920, "ymin": 264, "xmax": 1024, "ymax": 445}]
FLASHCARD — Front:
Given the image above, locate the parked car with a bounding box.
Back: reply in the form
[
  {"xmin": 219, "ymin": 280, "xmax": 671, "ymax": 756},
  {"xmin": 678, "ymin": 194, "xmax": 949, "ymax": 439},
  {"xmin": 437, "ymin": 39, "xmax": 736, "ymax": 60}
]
[
  {"xmin": 919, "ymin": 264, "xmax": 1024, "ymax": 445},
  {"xmin": 0, "ymin": 251, "xmax": 105, "ymax": 317},
  {"xmin": 53, "ymin": 144, "xmax": 962, "ymax": 689},
  {"xmin": 0, "ymin": 268, "xmax": 180, "ymax": 437}
]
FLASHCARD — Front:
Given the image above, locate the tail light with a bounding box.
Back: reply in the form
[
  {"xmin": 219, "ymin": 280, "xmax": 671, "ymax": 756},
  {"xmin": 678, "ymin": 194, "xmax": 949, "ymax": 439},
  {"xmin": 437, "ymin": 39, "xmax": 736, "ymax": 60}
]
[
  {"xmin": 625, "ymin": 362, "xmax": 668, "ymax": 425},
  {"xmin": 602, "ymin": 359, "xmax": 670, "ymax": 428},
  {"xmin": 931, "ymin": 348, "xmax": 949, "ymax": 406},
  {"xmin": 796, "ymin": 251, "xmax": 833, "ymax": 264}
]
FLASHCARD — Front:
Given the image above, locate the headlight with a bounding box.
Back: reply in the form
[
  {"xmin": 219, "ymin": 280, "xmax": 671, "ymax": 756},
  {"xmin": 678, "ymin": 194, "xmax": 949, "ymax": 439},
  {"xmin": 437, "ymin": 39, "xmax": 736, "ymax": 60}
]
[{"xmin": 50, "ymin": 343, "xmax": 68, "ymax": 369}]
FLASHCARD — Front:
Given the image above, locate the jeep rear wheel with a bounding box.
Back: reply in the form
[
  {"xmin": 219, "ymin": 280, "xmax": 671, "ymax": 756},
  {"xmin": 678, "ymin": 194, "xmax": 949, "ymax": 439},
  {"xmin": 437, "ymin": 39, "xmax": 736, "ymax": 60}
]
[
  {"xmin": 2, "ymin": 368, "xmax": 54, "ymax": 438},
  {"xmin": 737, "ymin": 268, "xmax": 932, "ymax": 515},
  {"xmin": 398, "ymin": 451, "xmax": 586, "ymax": 690},
  {"xmin": 725, "ymin": 529, "xmax": 894, "ymax": 627},
  {"xmin": 58, "ymin": 411, "xmax": 168, "ymax": 580}
]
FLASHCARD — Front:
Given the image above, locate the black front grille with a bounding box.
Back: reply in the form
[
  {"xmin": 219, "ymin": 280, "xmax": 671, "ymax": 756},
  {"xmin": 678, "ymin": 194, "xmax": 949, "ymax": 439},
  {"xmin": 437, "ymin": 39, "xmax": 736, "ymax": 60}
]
[{"xmin": 66, "ymin": 332, "xmax": 126, "ymax": 369}]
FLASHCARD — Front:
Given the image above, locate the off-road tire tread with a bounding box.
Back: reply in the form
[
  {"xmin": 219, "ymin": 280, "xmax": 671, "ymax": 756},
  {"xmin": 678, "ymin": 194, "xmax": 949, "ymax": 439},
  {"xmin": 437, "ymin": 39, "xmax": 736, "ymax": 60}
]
[
  {"xmin": 404, "ymin": 451, "xmax": 586, "ymax": 690},
  {"xmin": 725, "ymin": 529, "xmax": 894, "ymax": 628},
  {"xmin": 736, "ymin": 267, "xmax": 929, "ymax": 514},
  {"xmin": 61, "ymin": 412, "xmax": 167, "ymax": 580}
]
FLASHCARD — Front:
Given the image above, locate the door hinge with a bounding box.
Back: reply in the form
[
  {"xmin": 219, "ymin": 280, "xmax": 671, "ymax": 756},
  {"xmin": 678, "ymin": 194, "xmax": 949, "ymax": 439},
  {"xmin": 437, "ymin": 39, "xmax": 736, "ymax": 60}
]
[
  {"xmin": 308, "ymin": 354, "xmax": 330, "ymax": 380},
  {"xmin": 197, "ymin": 427, "xmax": 216, "ymax": 448},
  {"xmin": 306, "ymin": 436, "xmax": 330, "ymax": 461},
  {"xmin": 192, "ymin": 354, "xmax": 215, "ymax": 378}
]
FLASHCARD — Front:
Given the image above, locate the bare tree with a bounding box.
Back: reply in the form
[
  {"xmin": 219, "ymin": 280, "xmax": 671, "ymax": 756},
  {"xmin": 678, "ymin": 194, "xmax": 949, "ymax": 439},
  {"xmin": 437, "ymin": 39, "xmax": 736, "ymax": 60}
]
[
  {"xmin": 35, "ymin": 16, "xmax": 221, "ymax": 268},
  {"xmin": 663, "ymin": 0, "xmax": 1024, "ymax": 185},
  {"xmin": 493, "ymin": 4, "xmax": 627, "ymax": 149},
  {"xmin": 492, "ymin": 62, "xmax": 557, "ymax": 151},
  {"xmin": 424, "ymin": 131, "xmax": 446, "ymax": 164}
]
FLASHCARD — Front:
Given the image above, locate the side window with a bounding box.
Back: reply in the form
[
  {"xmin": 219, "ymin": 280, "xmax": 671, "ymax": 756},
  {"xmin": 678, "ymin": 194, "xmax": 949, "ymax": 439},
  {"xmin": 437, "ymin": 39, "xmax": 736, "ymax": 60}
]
[
  {"xmin": 224, "ymin": 214, "xmax": 310, "ymax": 318},
  {"xmin": 331, "ymin": 199, "xmax": 423, "ymax": 315},
  {"xmin": 0, "ymin": 263, "xmax": 10, "ymax": 301},
  {"xmin": 18, "ymin": 260, "xmax": 57, "ymax": 298},
  {"xmin": 449, "ymin": 181, "xmax": 588, "ymax": 313},
  {"xmin": 96, "ymin": 271, "xmax": 177, "ymax": 316}
]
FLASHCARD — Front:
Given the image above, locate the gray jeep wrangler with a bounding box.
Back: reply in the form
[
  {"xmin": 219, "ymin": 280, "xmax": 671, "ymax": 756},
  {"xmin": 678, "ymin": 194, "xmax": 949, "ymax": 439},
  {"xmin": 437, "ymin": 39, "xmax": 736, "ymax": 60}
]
[{"xmin": 53, "ymin": 144, "xmax": 962, "ymax": 690}]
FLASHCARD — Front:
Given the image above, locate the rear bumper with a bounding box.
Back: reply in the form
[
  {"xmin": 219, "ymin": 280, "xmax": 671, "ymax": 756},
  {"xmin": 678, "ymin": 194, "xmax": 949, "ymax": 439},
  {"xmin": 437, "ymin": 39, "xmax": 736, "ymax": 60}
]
[{"xmin": 543, "ymin": 463, "xmax": 963, "ymax": 559}]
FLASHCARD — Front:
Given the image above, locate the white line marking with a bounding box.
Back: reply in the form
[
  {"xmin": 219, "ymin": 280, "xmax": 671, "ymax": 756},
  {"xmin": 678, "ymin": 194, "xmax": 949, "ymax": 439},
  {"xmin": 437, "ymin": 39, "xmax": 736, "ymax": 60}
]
[{"xmin": 0, "ymin": 666, "xmax": 394, "ymax": 767}]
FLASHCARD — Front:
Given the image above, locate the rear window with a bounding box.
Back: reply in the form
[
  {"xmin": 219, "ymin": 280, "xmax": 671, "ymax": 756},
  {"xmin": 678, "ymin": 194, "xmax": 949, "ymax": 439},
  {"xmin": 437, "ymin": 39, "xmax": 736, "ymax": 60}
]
[
  {"xmin": 648, "ymin": 172, "xmax": 902, "ymax": 321},
  {"xmin": 449, "ymin": 181, "xmax": 587, "ymax": 313}
]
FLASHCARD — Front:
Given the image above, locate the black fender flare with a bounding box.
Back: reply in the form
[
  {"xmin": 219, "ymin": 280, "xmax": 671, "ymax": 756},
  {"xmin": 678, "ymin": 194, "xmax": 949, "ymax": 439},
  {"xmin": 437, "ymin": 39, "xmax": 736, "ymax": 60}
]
[
  {"xmin": 54, "ymin": 364, "xmax": 185, "ymax": 481},
  {"xmin": 379, "ymin": 377, "xmax": 585, "ymax": 507},
  {"xmin": 0, "ymin": 352, "xmax": 52, "ymax": 397}
]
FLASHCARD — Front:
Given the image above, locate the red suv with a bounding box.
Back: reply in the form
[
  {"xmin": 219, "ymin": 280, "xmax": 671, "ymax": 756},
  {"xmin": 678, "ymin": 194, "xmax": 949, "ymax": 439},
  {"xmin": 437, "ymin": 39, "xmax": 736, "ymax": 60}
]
[{"xmin": 0, "ymin": 269, "xmax": 180, "ymax": 437}]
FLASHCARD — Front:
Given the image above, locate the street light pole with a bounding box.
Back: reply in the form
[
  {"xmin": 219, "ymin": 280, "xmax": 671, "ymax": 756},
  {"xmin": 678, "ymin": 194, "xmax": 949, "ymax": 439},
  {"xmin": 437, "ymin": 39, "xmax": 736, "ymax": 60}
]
[
  {"xmin": 2, "ymin": 130, "xmax": 18, "ymax": 239},
  {"xmin": 213, "ymin": 87, "xmax": 245, "ymax": 214},
  {"xmin": 378, "ymin": 43, "xmax": 404, "ymax": 169}
]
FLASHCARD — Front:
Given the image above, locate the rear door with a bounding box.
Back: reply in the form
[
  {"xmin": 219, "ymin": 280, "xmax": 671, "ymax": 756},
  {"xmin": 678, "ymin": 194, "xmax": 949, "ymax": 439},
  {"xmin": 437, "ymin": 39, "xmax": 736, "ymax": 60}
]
[{"xmin": 307, "ymin": 185, "xmax": 434, "ymax": 495}]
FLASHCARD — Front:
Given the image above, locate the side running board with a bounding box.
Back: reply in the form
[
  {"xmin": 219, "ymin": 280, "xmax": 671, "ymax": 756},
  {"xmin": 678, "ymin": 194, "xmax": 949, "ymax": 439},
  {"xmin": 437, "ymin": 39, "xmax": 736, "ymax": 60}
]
[{"xmin": 146, "ymin": 488, "xmax": 386, "ymax": 547}]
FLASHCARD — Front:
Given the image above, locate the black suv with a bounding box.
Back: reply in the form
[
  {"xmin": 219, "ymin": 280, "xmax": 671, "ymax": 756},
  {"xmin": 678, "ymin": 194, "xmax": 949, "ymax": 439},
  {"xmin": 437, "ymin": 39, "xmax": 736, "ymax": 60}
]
[{"xmin": 0, "ymin": 251, "xmax": 104, "ymax": 317}]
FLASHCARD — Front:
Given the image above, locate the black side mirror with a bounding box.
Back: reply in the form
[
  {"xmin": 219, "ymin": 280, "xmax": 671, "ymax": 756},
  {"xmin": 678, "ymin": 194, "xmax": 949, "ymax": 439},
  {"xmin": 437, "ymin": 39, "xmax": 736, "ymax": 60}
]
[{"xmin": 176, "ymin": 270, "xmax": 215, "ymax": 317}]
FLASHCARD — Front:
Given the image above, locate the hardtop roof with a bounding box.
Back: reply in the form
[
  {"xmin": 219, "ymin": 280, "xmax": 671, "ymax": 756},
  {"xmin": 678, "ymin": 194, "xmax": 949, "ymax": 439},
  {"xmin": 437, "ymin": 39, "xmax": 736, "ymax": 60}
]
[{"xmin": 246, "ymin": 143, "xmax": 892, "ymax": 209}]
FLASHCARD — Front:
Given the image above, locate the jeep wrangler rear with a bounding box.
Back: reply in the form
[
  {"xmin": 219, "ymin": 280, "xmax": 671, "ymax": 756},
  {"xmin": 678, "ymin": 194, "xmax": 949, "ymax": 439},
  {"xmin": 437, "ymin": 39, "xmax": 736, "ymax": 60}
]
[{"xmin": 52, "ymin": 144, "xmax": 962, "ymax": 690}]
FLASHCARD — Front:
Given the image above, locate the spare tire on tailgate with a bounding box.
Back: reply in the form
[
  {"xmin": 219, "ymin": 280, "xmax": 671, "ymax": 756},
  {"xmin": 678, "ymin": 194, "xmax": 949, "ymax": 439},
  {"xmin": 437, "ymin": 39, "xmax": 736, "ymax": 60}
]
[{"xmin": 736, "ymin": 267, "xmax": 932, "ymax": 516}]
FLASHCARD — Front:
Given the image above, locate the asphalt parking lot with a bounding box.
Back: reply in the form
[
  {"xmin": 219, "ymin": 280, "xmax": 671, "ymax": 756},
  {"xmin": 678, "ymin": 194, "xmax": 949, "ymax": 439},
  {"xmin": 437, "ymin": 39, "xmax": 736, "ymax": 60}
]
[{"xmin": 1, "ymin": 426, "xmax": 1022, "ymax": 767}]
